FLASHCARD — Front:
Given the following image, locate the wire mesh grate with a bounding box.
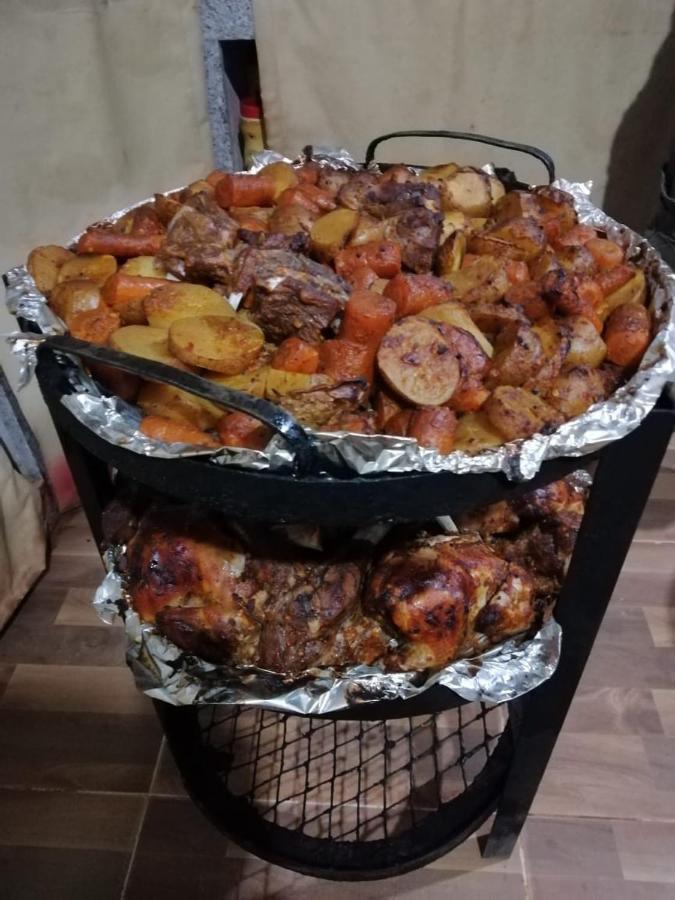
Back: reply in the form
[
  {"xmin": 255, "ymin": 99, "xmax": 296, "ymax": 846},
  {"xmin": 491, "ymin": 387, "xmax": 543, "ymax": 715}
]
[{"xmin": 197, "ymin": 702, "xmax": 506, "ymax": 843}]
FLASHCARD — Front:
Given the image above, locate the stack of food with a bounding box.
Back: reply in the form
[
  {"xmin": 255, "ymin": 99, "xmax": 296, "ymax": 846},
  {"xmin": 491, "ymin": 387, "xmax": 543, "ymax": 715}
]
[
  {"xmin": 106, "ymin": 476, "xmax": 585, "ymax": 675},
  {"xmin": 27, "ymin": 159, "xmax": 652, "ymax": 455}
]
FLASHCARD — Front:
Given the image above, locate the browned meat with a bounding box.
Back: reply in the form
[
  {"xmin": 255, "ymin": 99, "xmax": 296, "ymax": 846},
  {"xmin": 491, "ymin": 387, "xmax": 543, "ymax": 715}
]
[
  {"xmin": 237, "ymin": 229, "xmax": 311, "ymax": 254},
  {"xmin": 230, "ymin": 247, "xmax": 349, "ymax": 343},
  {"xmin": 395, "ymin": 207, "xmax": 443, "ymax": 273},
  {"xmin": 156, "ymin": 603, "xmax": 261, "ymax": 665},
  {"xmin": 362, "ymin": 181, "xmax": 442, "ymax": 218},
  {"xmin": 268, "ymin": 378, "xmax": 369, "ymax": 429},
  {"xmin": 158, "ymin": 193, "xmax": 239, "ymax": 282},
  {"xmin": 337, "ymin": 171, "xmax": 380, "ymax": 210},
  {"xmin": 316, "ymin": 168, "xmax": 353, "ymax": 196}
]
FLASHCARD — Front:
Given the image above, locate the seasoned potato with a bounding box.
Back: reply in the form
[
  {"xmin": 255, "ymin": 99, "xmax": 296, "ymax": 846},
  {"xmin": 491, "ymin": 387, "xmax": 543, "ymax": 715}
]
[
  {"xmin": 143, "ymin": 283, "xmax": 235, "ymax": 329},
  {"xmin": 440, "ymin": 210, "xmax": 469, "ymax": 243},
  {"xmin": 268, "ymin": 203, "xmax": 318, "ymax": 235},
  {"xmin": 49, "ymin": 279, "xmax": 103, "ymax": 325},
  {"xmin": 487, "ymin": 176, "xmax": 506, "ymax": 207},
  {"xmin": 493, "ymin": 190, "xmax": 542, "ymax": 223},
  {"xmin": 120, "ymin": 256, "xmax": 169, "ymax": 278},
  {"xmin": 208, "ymin": 367, "xmax": 270, "ymax": 397},
  {"xmin": 169, "ymin": 315, "xmax": 264, "ymax": 374},
  {"xmin": 110, "ymin": 325, "xmax": 192, "ymax": 369},
  {"xmin": 453, "ymin": 411, "xmax": 504, "ymax": 453},
  {"xmin": 564, "ymin": 316, "xmax": 607, "ymax": 369},
  {"xmin": 487, "ymin": 324, "xmax": 544, "ymax": 388},
  {"xmin": 441, "ymin": 168, "xmax": 492, "ymax": 216},
  {"xmin": 436, "ymin": 231, "xmax": 466, "ymax": 276},
  {"xmin": 70, "ymin": 306, "xmax": 120, "ymax": 345},
  {"xmin": 596, "ymin": 270, "xmax": 646, "ymax": 322},
  {"xmin": 446, "ymin": 256, "xmax": 509, "ymax": 304},
  {"xmin": 310, "ymin": 208, "xmax": 359, "ymax": 261},
  {"xmin": 469, "ymin": 218, "xmax": 546, "ymax": 262},
  {"xmin": 525, "ymin": 320, "xmax": 571, "ymax": 393},
  {"xmin": 258, "ymin": 161, "xmax": 299, "ymax": 199},
  {"xmin": 484, "ymin": 386, "xmax": 563, "ymax": 441},
  {"xmin": 265, "ymin": 368, "xmax": 328, "ymax": 396},
  {"xmin": 137, "ymin": 382, "xmax": 222, "ymax": 430},
  {"xmin": 547, "ymin": 366, "xmax": 608, "ymax": 418},
  {"xmin": 349, "ymin": 214, "xmax": 390, "ymax": 247},
  {"xmin": 420, "ymin": 163, "xmax": 460, "ymax": 181},
  {"xmin": 27, "ymin": 245, "xmax": 75, "ymax": 295},
  {"xmin": 467, "ymin": 300, "xmax": 526, "ymax": 336},
  {"xmin": 57, "ymin": 254, "xmax": 117, "ymax": 286},
  {"xmin": 420, "ymin": 301, "xmax": 494, "ymax": 357}
]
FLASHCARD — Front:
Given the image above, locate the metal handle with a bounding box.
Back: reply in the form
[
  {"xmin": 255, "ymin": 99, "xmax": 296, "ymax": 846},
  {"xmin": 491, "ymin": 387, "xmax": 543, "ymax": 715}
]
[
  {"xmin": 41, "ymin": 335, "xmax": 318, "ymax": 475},
  {"xmin": 365, "ymin": 130, "xmax": 555, "ymax": 184}
]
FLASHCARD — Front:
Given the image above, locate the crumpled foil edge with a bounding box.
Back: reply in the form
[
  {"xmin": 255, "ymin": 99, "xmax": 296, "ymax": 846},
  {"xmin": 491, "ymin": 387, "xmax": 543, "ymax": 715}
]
[
  {"xmin": 93, "ymin": 548, "xmax": 561, "ymax": 712},
  {"xmin": 5, "ymin": 152, "xmax": 675, "ymax": 480}
]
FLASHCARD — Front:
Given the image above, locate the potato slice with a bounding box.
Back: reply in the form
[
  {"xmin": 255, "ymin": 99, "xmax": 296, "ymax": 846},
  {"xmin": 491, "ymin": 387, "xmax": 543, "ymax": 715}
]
[
  {"xmin": 137, "ymin": 382, "xmax": 222, "ymax": 430},
  {"xmin": 310, "ymin": 208, "xmax": 359, "ymax": 260},
  {"xmin": 442, "ymin": 169, "xmax": 492, "ymax": 216},
  {"xmin": 27, "ymin": 245, "xmax": 75, "ymax": 295},
  {"xmin": 348, "ymin": 214, "xmax": 390, "ymax": 247},
  {"xmin": 437, "ymin": 231, "xmax": 466, "ymax": 276},
  {"xmin": 58, "ymin": 254, "xmax": 117, "ymax": 286},
  {"xmin": 445, "ymin": 256, "xmax": 509, "ymax": 304},
  {"xmin": 120, "ymin": 256, "xmax": 169, "ymax": 278},
  {"xmin": 547, "ymin": 366, "xmax": 608, "ymax": 418},
  {"xmin": 440, "ymin": 210, "xmax": 469, "ymax": 243},
  {"xmin": 208, "ymin": 367, "xmax": 269, "ymax": 397},
  {"xmin": 265, "ymin": 368, "xmax": 326, "ymax": 396},
  {"xmin": 420, "ymin": 163, "xmax": 460, "ymax": 181},
  {"xmin": 420, "ymin": 300, "xmax": 494, "ymax": 357},
  {"xmin": 487, "ymin": 176, "xmax": 506, "ymax": 208},
  {"xmin": 49, "ymin": 279, "xmax": 102, "ymax": 325},
  {"xmin": 564, "ymin": 316, "xmax": 607, "ymax": 369},
  {"xmin": 453, "ymin": 411, "xmax": 504, "ymax": 453},
  {"xmin": 110, "ymin": 325, "xmax": 192, "ymax": 369},
  {"xmin": 469, "ymin": 218, "xmax": 546, "ymax": 262},
  {"xmin": 144, "ymin": 283, "xmax": 235, "ymax": 329},
  {"xmin": 259, "ymin": 161, "xmax": 299, "ymax": 199},
  {"xmin": 493, "ymin": 190, "xmax": 543, "ymax": 223},
  {"xmin": 596, "ymin": 270, "xmax": 646, "ymax": 322},
  {"xmin": 169, "ymin": 315, "xmax": 264, "ymax": 374},
  {"xmin": 484, "ymin": 386, "xmax": 563, "ymax": 441}
]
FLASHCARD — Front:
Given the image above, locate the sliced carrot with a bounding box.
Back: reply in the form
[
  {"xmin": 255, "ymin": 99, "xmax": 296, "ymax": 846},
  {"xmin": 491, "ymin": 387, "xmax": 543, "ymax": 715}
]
[
  {"xmin": 271, "ymin": 337, "xmax": 320, "ymax": 374},
  {"xmin": 384, "ymin": 273, "xmax": 453, "ymax": 318},
  {"xmin": 139, "ymin": 415, "xmax": 219, "ymax": 447},
  {"xmin": 335, "ymin": 241, "xmax": 402, "ymax": 280},
  {"xmin": 216, "ymin": 411, "xmax": 272, "ymax": 449},
  {"xmin": 319, "ymin": 339, "xmax": 373, "ymax": 382},
  {"xmin": 586, "ymin": 238, "xmax": 624, "ymax": 271},
  {"xmin": 101, "ymin": 272, "xmax": 168, "ymax": 324},
  {"xmin": 340, "ymin": 290, "xmax": 396, "ymax": 350},
  {"xmin": 407, "ymin": 407, "xmax": 457, "ymax": 454},
  {"xmin": 214, "ymin": 173, "xmax": 276, "ymax": 208},
  {"xmin": 76, "ymin": 230, "xmax": 164, "ymax": 257},
  {"xmin": 505, "ymin": 260, "xmax": 530, "ymax": 284},
  {"xmin": 604, "ymin": 303, "xmax": 651, "ymax": 368}
]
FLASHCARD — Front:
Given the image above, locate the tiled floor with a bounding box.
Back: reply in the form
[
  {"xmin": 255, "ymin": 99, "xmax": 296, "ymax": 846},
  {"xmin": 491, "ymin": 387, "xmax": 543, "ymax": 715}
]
[{"xmin": 1, "ymin": 461, "xmax": 674, "ymax": 898}]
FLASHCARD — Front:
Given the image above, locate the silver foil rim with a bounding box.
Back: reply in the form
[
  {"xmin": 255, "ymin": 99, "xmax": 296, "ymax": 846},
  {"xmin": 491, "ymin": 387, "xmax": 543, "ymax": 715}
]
[
  {"xmin": 5, "ymin": 152, "xmax": 675, "ymax": 480},
  {"xmin": 93, "ymin": 548, "xmax": 562, "ymax": 711}
]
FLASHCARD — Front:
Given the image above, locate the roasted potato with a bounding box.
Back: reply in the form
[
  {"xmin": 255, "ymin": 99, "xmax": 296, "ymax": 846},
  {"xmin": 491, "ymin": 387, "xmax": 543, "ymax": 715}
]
[
  {"xmin": 348, "ymin": 214, "xmax": 390, "ymax": 247},
  {"xmin": 441, "ymin": 168, "xmax": 492, "ymax": 216},
  {"xmin": 49, "ymin": 279, "xmax": 102, "ymax": 325},
  {"xmin": 487, "ymin": 324, "xmax": 544, "ymax": 388},
  {"xmin": 70, "ymin": 306, "xmax": 120, "ymax": 345},
  {"xmin": 143, "ymin": 283, "xmax": 235, "ymax": 329},
  {"xmin": 487, "ymin": 176, "xmax": 506, "ymax": 207},
  {"xmin": 310, "ymin": 208, "xmax": 359, "ymax": 261},
  {"xmin": 120, "ymin": 256, "xmax": 169, "ymax": 278},
  {"xmin": 268, "ymin": 203, "xmax": 318, "ymax": 235},
  {"xmin": 445, "ymin": 256, "xmax": 509, "ymax": 304},
  {"xmin": 469, "ymin": 218, "xmax": 546, "ymax": 262},
  {"xmin": 604, "ymin": 303, "xmax": 651, "ymax": 368},
  {"xmin": 597, "ymin": 270, "xmax": 646, "ymax": 322},
  {"xmin": 168, "ymin": 315, "xmax": 264, "ymax": 374},
  {"xmin": 110, "ymin": 325, "xmax": 192, "ymax": 369},
  {"xmin": 258, "ymin": 161, "xmax": 299, "ymax": 199},
  {"xmin": 420, "ymin": 300, "xmax": 494, "ymax": 357},
  {"xmin": 57, "ymin": 253, "xmax": 118, "ymax": 287},
  {"xmin": 453, "ymin": 411, "xmax": 504, "ymax": 453},
  {"xmin": 493, "ymin": 190, "xmax": 542, "ymax": 223},
  {"xmin": 564, "ymin": 315, "xmax": 607, "ymax": 369},
  {"xmin": 467, "ymin": 300, "xmax": 526, "ymax": 336},
  {"xmin": 440, "ymin": 210, "xmax": 469, "ymax": 243},
  {"xmin": 27, "ymin": 245, "xmax": 75, "ymax": 295},
  {"xmin": 420, "ymin": 163, "xmax": 460, "ymax": 181},
  {"xmin": 484, "ymin": 386, "xmax": 563, "ymax": 441},
  {"xmin": 137, "ymin": 382, "xmax": 223, "ymax": 430},
  {"xmin": 208, "ymin": 367, "xmax": 270, "ymax": 397},
  {"xmin": 547, "ymin": 366, "xmax": 609, "ymax": 418},
  {"xmin": 437, "ymin": 231, "xmax": 466, "ymax": 275},
  {"xmin": 265, "ymin": 368, "xmax": 329, "ymax": 396}
]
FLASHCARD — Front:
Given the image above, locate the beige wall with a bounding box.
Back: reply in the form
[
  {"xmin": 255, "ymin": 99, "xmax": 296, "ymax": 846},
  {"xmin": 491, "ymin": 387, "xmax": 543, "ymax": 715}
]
[{"xmin": 0, "ymin": 0, "xmax": 212, "ymax": 502}]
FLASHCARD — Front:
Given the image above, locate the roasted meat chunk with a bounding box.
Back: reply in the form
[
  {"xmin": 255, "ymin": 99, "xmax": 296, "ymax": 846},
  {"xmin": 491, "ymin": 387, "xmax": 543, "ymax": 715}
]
[
  {"xmin": 159, "ymin": 193, "xmax": 239, "ymax": 282},
  {"xmin": 395, "ymin": 207, "xmax": 443, "ymax": 273},
  {"xmin": 362, "ymin": 181, "xmax": 442, "ymax": 218}
]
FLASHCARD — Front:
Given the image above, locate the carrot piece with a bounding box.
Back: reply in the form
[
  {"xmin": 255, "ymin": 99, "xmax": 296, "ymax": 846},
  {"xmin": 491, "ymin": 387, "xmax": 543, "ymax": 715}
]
[
  {"xmin": 504, "ymin": 281, "xmax": 548, "ymax": 321},
  {"xmin": 346, "ymin": 266, "xmax": 379, "ymax": 291},
  {"xmin": 101, "ymin": 272, "xmax": 168, "ymax": 324},
  {"xmin": 276, "ymin": 186, "xmax": 321, "ymax": 214},
  {"xmin": 271, "ymin": 337, "xmax": 320, "ymax": 374},
  {"xmin": 69, "ymin": 305, "xmax": 121, "ymax": 345},
  {"xmin": 604, "ymin": 303, "xmax": 651, "ymax": 368},
  {"xmin": 214, "ymin": 173, "xmax": 276, "ymax": 208},
  {"xmin": 293, "ymin": 183, "xmax": 336, "ymax": 212},
  {"xmin": 407, "ymin": 407, "xmax": 457, "ymax": 454},
  {"xmin": 206, "ymin": 169, "xmax": 227, "ymax": 187},
  {"xmin": 383, "ymin": 273, "xmax": 452, "ymax": 318},
  {"xmin": 335, "ymin": 241, "xmax": 402, "ymax": 280},
  {"xmin": 586, "ymin": 238, "xmax": 624, "ymax": 271},
  {"xmin": 384, "ymin": 409, "xmax": 413, "ymax": 436},
  {"xmin": 140, "ymin": 415, "xmax": 219, "ymax": 447},
  {"xmin": 340, "ymin": 291, "xmax": 396, "ymax": 351},
  {"xmin": 319, "ymin": 339, "xmax": 374, "ymax": 382},
  {"xmin": 596, "ymin": 264, "xmax": 635, "ymax": 297},
  {"xmin": 216, "ymin": 411, "xmax": 272, "ymax": 449},
  {"xmin": 554, "ymin": 224, "xmax": 597, "ymax": 247},
  {"xmin": 76, "ymin": 230, "xmax": 164, "ymax": 257},
  {"xmin": 505, "ymin": 260, "xmax": 530, "ymax": 284}
]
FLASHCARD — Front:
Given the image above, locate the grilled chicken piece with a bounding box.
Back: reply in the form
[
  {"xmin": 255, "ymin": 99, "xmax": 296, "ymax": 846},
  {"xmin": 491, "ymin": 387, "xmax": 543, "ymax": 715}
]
[
  {"xmin": 159, "ymin": 193, "xmax": 239, "ymax": 282},
  {"xmin": 230, "ymin": 247, "xmax": 349, "ymax": 343}
]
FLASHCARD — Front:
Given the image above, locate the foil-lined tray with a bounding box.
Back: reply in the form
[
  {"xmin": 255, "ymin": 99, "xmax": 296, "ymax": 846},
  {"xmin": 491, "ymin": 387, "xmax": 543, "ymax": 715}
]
[
  {"xmin": 5, "ymin": 150, "xmax": 675, "ymax": 481},
  {"xmin": 94, "ymin": 544, "xmax": 561, "ymax": 713}
]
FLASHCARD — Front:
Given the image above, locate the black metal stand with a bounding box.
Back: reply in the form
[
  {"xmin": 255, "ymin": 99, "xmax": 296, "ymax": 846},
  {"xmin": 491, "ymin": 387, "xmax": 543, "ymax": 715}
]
[{"xmin": 33, "ymin": 345, "xmax": 673, "ymax": 879}]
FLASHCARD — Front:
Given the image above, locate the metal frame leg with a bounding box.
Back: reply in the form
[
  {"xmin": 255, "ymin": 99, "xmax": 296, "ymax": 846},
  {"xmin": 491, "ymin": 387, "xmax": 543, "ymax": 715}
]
[{"xmin": 483, "ymin": 407, "xmax": 673, "ymax": 857}]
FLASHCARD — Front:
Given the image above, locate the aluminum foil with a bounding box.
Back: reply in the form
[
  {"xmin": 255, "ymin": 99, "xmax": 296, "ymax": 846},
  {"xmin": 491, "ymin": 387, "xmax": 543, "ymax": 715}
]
[
  {"xmin": 5, "ymin": 153, "xmax": 675, "ymax": 480},
  {"xmin": 93, "ymin": 547, "xmax": 561, "ymax": 712}
]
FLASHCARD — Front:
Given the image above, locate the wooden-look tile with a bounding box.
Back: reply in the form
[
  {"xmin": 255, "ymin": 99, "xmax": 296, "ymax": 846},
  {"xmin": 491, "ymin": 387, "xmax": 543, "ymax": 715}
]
[
  {"xmin": 563, "ymin": 686, "xmax": 664, "ymax": 735},
  {"xmin": 643, "ymin": 735, "xmax": 675, "ymax": 790},
  {"xmin": 613, "ymin": 542, "xmax": 675, "ymax": 607},
  {"xmin": 150, "ymin": 740, "xmax": 188, "ymax": 797},
  {"xmin": 50, "ymin": 508, "xmax": 98, "ymax": 557},
  {"xmin": 54, "ymin": 586, "xmax": 117, "ymax": 627},
  {"xmin": 0, "ymin": 663, "xmax": 13, "ymax": 700},
  {"xmin": 0, "ymin": 664, "xmax": 152, "ymax": 716},
  {"xmin": 652, "ymin": 688, "xmax": 675, "ymax": 735},
  {"xmin": 613, "ymin": 820, "xmax": 675, "ymax": 883},
  {"xmin": 0, "ymin": 620, "xmax": 126, "ymax": 666},
  {"xmin": 0, "ymin": 789, "xmax": 144, "ymax": 851},
  {"xmin": 530, "ymin": 875, "xmax": 675, "ymax": 899},
  {"xmin": 521, "ymin": 815, "xmax": 622, "ymax": 879},
  {"xmin": 0, "ymin": 846, "xmax": 129, "ymax": 900},
  {"xmin": 636, "ymin": 498, "xmax": 675, "ymax": 541},
  {"xmin": 643, "ymin": 605, "xmax": 675, "ymax": 647},
  {"xmin": 0, "ymin": 708, "xmax": 161, "ymax": 793}
]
